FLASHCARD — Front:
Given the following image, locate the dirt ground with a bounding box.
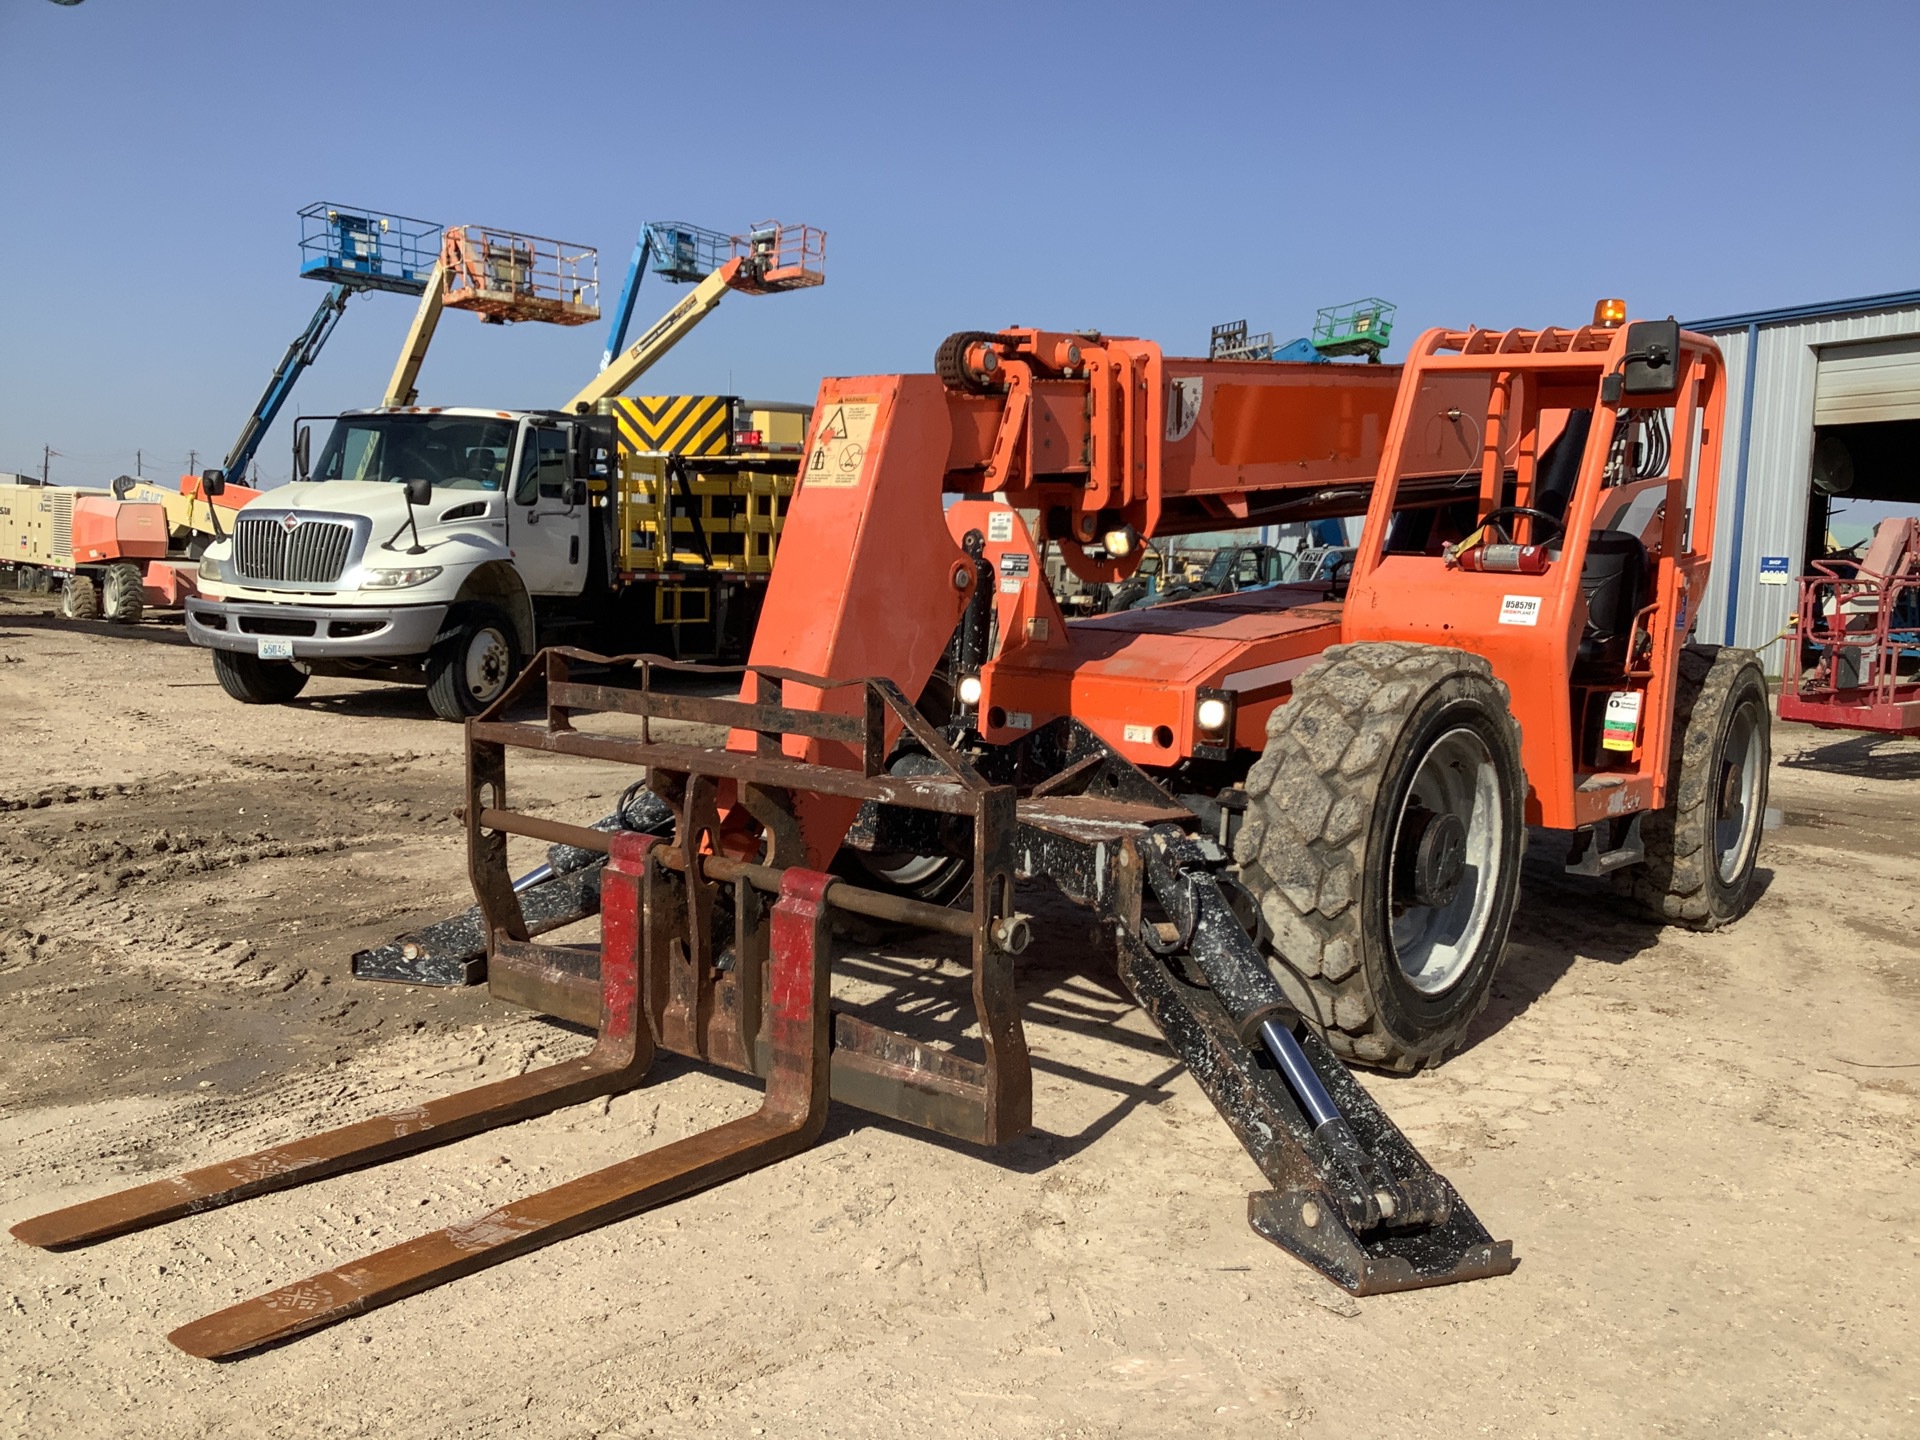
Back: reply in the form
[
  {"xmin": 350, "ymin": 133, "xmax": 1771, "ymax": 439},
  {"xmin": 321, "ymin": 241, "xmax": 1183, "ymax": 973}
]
[{"xmin": 0, "ymin": 588, "xmax": 1915, "ymax": 1440}]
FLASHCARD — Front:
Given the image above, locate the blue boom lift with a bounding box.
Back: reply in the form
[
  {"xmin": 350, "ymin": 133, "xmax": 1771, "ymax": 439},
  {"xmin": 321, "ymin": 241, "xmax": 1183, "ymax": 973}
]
[{"xmin": 207, "ymin": 203, "xmax": 440, "ymax": 486}]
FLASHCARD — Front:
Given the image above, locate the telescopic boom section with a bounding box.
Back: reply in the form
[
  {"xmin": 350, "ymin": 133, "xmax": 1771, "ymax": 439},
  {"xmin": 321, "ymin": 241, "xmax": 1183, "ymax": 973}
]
[
  {"xmin": 933, "ymin": 328, "xmax": 1404, "ymax": 569},
  {"xmin": 565, "ymin": 222, "xmax": 825, "ymax": 415}
]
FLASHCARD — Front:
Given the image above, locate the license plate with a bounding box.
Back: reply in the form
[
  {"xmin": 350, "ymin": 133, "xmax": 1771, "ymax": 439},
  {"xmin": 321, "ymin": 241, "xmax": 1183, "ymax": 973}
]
[{"xmin": 256, "ymin": 638, "xmax": 294, "ymax": 660}]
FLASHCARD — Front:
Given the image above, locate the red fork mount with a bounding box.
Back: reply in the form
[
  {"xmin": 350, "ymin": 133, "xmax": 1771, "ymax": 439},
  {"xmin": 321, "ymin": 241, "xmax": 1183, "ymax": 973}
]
[{"xmin": 467, "ymin": 648, "xmax": 1034, "ymax": 1148}]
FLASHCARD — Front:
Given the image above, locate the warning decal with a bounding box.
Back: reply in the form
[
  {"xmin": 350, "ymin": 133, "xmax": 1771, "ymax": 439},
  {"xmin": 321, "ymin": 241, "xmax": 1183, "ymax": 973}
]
[{"xmin": 804, "ymin": 399, "xmax": 880, "ymax": 488}]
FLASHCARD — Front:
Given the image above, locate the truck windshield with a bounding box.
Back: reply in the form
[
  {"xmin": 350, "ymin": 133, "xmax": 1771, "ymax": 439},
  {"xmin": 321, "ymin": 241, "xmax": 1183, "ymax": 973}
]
[{"xmin": 311, "ymin": 415, "xmax": 516, "ymax": 492}]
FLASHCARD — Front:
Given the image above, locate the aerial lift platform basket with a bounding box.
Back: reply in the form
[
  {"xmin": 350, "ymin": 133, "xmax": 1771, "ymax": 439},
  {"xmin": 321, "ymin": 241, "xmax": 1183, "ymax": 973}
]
[
  {"xmin": 438, "ymin": 224, "xmax": 601, "ymax": 326},
  {"xmin": 1778, "ymin": 516, "xmax": 1920, "ymax": 734}
]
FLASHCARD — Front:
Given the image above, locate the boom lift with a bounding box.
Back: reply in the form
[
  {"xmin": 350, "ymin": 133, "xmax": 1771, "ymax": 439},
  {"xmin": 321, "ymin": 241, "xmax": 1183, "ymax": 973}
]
[
  {"xmin": 1779, "ymin": 515, "xmax": 1920, "ymax": 734},
  {"xmin": 209, "ymin": 203, "xmax": 442, "ymax": 488},
  {"xmin": 19, "ymin": 309, "xmax": 1770, "ymax": 1358}
]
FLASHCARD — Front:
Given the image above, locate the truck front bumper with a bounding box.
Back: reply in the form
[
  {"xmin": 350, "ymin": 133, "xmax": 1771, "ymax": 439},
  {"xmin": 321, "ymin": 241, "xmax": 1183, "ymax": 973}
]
[{"xmin": 186, "ymin": 597, "xmax": 449, "ymax": 659}]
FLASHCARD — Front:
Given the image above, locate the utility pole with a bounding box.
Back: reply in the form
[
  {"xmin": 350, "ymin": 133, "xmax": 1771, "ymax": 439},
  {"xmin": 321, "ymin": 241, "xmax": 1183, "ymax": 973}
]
[
  {"xmin": 136, "ymin": 449, "xmax": 143, "ymax": 477},
  {"xmin": 187, "ymin": 449, "xmax": 198, "ymax": 475},
  {"xmin": 41, "ymin": 445, "xmax": 56, "ymax": 483}
]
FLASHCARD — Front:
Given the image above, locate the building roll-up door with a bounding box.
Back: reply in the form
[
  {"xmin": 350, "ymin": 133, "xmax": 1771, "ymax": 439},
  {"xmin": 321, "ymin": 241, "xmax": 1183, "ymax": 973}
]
[{"xmin": 1813, "ymin": 336, "xmax": 1920, "ymax": 424}]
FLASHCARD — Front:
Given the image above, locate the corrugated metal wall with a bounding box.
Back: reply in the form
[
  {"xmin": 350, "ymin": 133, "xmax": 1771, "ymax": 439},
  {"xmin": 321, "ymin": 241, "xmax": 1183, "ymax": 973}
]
[{"xmin": 1693, "ymin": 304, "xmax": 1920, "ymax": 665}]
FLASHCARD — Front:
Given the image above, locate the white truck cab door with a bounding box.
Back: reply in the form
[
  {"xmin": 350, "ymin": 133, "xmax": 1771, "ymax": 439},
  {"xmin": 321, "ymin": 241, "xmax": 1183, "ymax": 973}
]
[{"xmin": 508, "ymin": 425, "xmax": 589, "ymax": 595}]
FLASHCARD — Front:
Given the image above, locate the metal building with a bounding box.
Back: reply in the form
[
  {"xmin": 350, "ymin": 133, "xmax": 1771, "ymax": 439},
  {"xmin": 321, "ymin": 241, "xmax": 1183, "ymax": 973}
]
[{"xmin": 1688, "ymin": 288, "xmax": 1920, "ymax": 664}]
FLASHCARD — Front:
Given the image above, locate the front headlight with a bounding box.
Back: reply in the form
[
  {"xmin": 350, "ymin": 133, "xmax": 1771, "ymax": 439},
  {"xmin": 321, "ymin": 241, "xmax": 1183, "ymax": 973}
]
[
  {"xmin": 957, "ymin": 674, "xmax": 983, "ymax": 706},
  {"xmin": 196, "ymin": 553, "xmax": 223, "ymax": 583},
  {"xmin": 359, "ymin": 566, "xmax": 443, "ymax": 590}
]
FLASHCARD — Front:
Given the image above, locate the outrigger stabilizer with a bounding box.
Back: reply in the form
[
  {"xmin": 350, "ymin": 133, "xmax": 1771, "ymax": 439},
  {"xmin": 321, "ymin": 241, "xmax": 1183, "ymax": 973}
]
[{"xmin": 13, "ymin": 650, "xmax": 1511, "ymax": 1359}]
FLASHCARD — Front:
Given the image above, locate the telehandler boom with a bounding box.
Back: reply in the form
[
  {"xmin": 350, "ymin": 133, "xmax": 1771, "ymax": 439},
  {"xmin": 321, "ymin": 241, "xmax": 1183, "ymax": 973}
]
[{"xmin": 17, "ymin": 310, "xmax": 1768, "ymax": 1359}]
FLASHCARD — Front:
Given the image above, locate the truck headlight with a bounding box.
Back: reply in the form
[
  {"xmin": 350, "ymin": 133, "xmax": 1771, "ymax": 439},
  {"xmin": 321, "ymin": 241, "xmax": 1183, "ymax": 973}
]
[
  {"xmin": 1196, "ymin": 695, "xmax": 1231, "ymax": 733},
  {"xmin": 957, "ymin": 674, "xmax": 983, "ymax": 706},
  {"xmin": 196, "ymin": 554, "xmax": 223, "ymax": 583},
  {"xmin": 360, "ymin": 566, "xmax": 443, "ymax": 590}
]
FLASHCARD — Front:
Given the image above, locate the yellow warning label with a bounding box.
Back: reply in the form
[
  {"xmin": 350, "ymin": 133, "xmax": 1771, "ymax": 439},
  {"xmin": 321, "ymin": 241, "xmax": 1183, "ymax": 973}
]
[{"xmin": 803, "ymin": 398, "xmax": 879, "ymax": 488}]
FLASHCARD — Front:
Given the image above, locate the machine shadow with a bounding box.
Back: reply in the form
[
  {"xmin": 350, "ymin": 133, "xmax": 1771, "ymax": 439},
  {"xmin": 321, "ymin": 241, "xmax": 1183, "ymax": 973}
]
[
  {"xmin": 1780, "ymin": 731, "xmax": 1920, "ymax": 781},
  {"xmin": 0, "ymin": 612, "xmax": 194, "ymax": 648}
]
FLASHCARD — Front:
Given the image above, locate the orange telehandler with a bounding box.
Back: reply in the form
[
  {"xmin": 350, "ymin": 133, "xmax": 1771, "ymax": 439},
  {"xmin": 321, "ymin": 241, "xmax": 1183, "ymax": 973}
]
[{"xmin": 17, "ymin": 309, "xmax": 1770, "ymax": 1357}]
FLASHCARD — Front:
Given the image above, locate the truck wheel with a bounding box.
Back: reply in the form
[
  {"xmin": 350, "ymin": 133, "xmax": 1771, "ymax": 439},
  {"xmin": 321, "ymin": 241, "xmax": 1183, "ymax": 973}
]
[
  {"xmin": 102, "ymin": 563, "xmax": 144, "ymax": 623},
  {"xmin": 1614, "ymin": 645, "xmax": 1769, "ymax": 929},
  {"xmin": 425, "ymin": 604, "xmax": 521, "ymax": 721},
  {"xmin": 1234, "ymin": 643, "xmax": 1527, "ymax": 1072},
  {"xmin": 211, "ymin": 648, "xmax": 310, "ymax": 704},
  {"xmin": 60, "ymin": 574, "xmax": 100, "ymax": 621}
]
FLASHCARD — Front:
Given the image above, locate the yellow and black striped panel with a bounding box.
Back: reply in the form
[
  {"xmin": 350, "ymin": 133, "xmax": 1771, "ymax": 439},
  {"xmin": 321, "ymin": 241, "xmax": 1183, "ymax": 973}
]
[{"xmin": 612, "ymin": 395, "xmax": 732, "ymax": 457}]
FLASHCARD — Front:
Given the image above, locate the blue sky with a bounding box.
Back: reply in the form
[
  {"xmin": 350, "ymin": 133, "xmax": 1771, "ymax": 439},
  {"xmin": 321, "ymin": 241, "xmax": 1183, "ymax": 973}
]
[{"xmin": 4, "ymin": 0, "xmax": 1917, "ymax": 489}]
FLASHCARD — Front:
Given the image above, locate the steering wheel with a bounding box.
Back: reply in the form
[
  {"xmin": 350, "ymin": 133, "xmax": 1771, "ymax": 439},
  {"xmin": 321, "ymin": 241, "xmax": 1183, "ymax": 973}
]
[{"xmin": 1477, "ymin": 505, "xmax": 1565, "ymax": 547}]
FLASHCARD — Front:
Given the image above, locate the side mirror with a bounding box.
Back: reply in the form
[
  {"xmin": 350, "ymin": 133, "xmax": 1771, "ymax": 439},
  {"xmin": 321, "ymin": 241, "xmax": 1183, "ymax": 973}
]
[
  {"xmin": 1622, "ymin": 319, "xmax": 1682, "ymax": 395},
  {"xmin": 567, "ymin": 421, "xmax": 613, "ymax": 480},
  {"xmin": 569, "ymin": 480, "xmax": 588, "ymax": 507},
  {"xmin": 404, "ymin": 475, "xmax": 432, "ymax": 508},
  {"xmin": 199, "ymin": 468, "xmax": 227, "ymax": 497},
  {"xmin": 294, "ymin": 425, "xmax": 312, "ymax": 481}
]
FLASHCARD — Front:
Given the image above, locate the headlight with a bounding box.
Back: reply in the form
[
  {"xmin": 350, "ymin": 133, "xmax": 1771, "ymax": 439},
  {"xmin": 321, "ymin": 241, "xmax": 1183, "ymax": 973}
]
[
  {"xmin": 957, "ymin": 674, "xmax": 983, "ymax": 706},
  {"xmin": 1196, "ymin": 697, "xmax": 1230, "ymax": 732},
  {"xmin": 360, "ymin": 566, "xmax": 443, "ymax": 590},
  {"xmin": 196, "ymin": 553, "xmax": 223, "ymax": 582}
]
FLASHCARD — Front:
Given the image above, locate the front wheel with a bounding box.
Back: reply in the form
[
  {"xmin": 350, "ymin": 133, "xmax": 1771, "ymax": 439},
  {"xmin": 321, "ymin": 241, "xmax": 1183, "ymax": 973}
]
[
  {"xmin": 1234, "ymin": 642, "xmax": 1528, "ymax": 1072},
  {"xmin": 102, "ymin": 563, "xmax": 144, "ymax": 623},
  {"xmin": 60, "ymin": 573, "xmax": 100, "ymax": 621},
  {"xmin": 211, "ymin": 648, "xmax": 310, "ymax": 704},
  {"xmin": 1615, "ymin": 645, "xmax": 1769, "ymax": 928},
  {"xmin": 425, "ymin": 604, "xmax": 522, "ymax": 721}
]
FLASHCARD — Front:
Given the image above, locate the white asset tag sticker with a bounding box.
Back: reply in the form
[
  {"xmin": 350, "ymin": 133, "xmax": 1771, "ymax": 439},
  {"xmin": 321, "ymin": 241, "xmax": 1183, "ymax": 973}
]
[
  {"xmin": 1001, "ymin": 711, "xmax": 1033, "ymax": 731},
  {"xmin": 1499, "ymin": 595, "xmax": 1541, "ymax": 626},
  {"xmin": 1123, "ymin": 723, "xmax": 1154, "ymax": 744},
  {"xmin": 999, "ymin": 577, "xmax": 1023, "ymax": 594},
  {"xmin": 257, "ymin": 638, "xmax": 295, "ymax": 660},
  {"xmin": 987, "ymin": 511, "xmax": 1015, "ymax": 543}
]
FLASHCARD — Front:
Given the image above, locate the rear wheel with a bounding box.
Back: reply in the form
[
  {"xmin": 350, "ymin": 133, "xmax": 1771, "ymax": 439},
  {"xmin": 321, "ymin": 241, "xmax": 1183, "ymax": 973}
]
[
  {"xmin": 1615, "ymin": 645, "xmax": 1769, "ymax": 928},
  {"xmin": 211, "ymin": 648, "xmax": 310, "ymax": 704},
  {"xmin": 425, "ymin": 604, "xmax": 521, "ymax": 721},
  {"xmin": 1234, "ymin": 642, "xmax": 1527, "ymax": 1072},
  {"xmin": 102, "ymin": 563, "xmax": 144, "ymax": 623},
  {"xmin": 60, "ymin": 574, "xmax": 100, "ymax": 621}
]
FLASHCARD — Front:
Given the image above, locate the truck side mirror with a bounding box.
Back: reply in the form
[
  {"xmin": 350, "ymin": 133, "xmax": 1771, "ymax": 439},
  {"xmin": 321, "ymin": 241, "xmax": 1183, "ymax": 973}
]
[
  {"xmin": 569, "ymin": 480, "xmax": 588, "ymax": 507},
  {"xmin": 199, "ymin": 468, "xmax": 227, "ymax": 497},
  {"xmin": 404, "ymin": 475, "xmax": 433, "ymax": 508},
  {"xmin": 295, "ymin": 425, "xmax": 312, "ymax": 481},
  {"xmin": 1622, "ymin": 319, "xmax": 1682, "ymax": 395}
]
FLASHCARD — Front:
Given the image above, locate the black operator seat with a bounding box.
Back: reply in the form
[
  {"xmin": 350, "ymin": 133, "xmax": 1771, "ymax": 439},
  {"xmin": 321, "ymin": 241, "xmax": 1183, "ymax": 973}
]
[{"xmin": 1537, "ymin": 409, "xmax": 1649, "ymax": 675}]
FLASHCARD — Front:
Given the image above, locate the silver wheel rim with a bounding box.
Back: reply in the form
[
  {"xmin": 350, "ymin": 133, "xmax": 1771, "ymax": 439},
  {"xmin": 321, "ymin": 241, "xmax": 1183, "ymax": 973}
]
[
  {"xmin": 855, "ymin": 850, "xmax": 954, "ymax": 890},
  {"xmin": 1714, "ymin": 702, "xmax": 1764, "ymax": 884},
  {"xmin": 1387, "ymin": 726, "xmax": 1504, "ymax": 995},
  {"xmin": 463, "ymin": 627, "xmax": 511, "ymax": 703}
]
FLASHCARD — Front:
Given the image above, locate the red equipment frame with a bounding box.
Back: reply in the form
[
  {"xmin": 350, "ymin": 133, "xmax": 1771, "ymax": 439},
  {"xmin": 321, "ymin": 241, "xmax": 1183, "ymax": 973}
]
[{"xmin": 1779, "ymin": 516, "xmax": 1920, "ymax": 734}]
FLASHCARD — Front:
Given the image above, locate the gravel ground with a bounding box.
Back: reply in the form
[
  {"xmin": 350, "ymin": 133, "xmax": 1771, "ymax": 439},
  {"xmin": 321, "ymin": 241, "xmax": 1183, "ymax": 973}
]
[{"xmin": 1, "ymin": 589, "xmax": 1915, "ymax": 1439}]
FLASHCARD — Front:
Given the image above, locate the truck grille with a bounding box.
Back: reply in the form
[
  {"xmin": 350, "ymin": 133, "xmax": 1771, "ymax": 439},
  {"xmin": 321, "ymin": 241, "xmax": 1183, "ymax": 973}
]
[{"xmin": 234, "ymin": 514, "xmax": 355, "ymax": 584}]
